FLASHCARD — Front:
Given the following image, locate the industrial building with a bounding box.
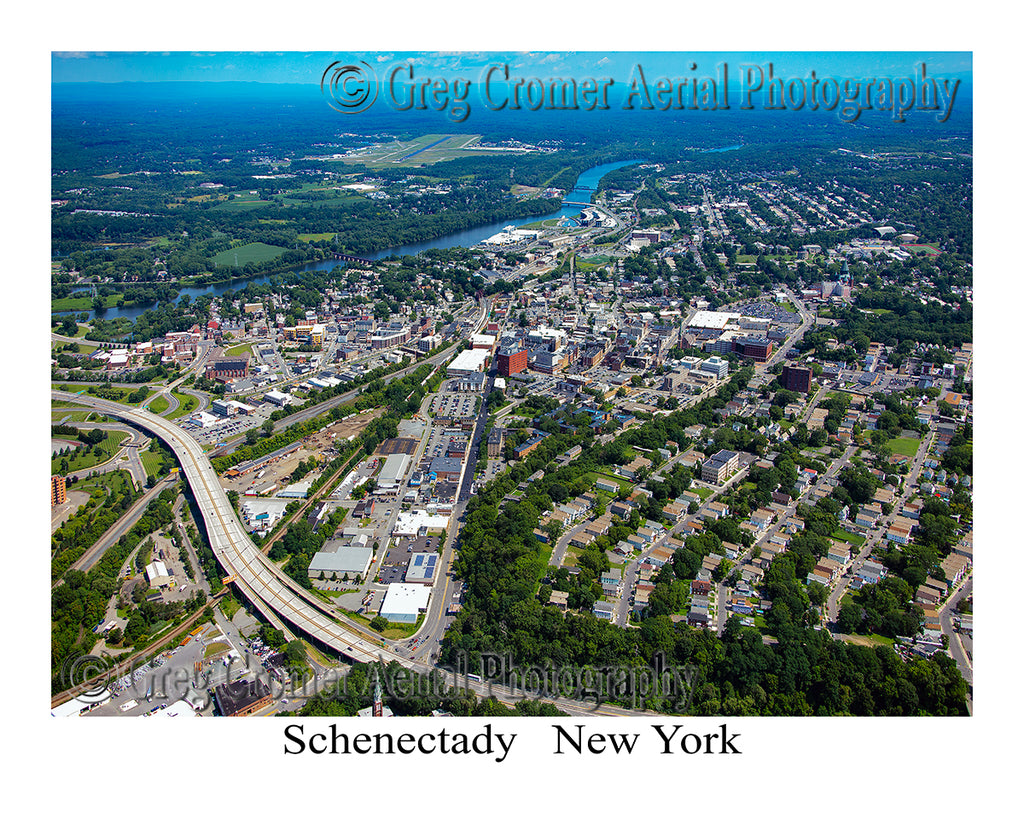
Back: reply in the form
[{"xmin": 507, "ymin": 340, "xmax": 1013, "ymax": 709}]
[
  {"xmin": 145, "ymin": 560, "xmax": 172, "ymax": 588},
  {"xmin": 405, "ymin": 552, "xmax": 439, "ymax": 584},
  {"xmin": 689, "ymin": 310, "xmax": 742, "ymax": 329},
  {"xmin": 378, "ymin": 453, "xmax": 411, "ymax": 488},
  {"xmin": 393, "ymin": 509, "xmax": 450, "ymax": 538},
  {"xmin": 446, "ymin": 348, "xmax": 490, "ymax": 376},
  {"xmin": 470, "ymin": 333, "xmax": 497, "ymax": 351},
  {"xmin": 213, "ymin": 678, "xmax": 272, "ymax": 717},
  {"xmin": 264, "ymin": 390, "xmax": 291, "ymax": 407},
  {"xmin": 379, "ymin": 583, "xmax": 432, "ymax": 624},
  {"xmin": 428, "ymin": 456, "xmax": 463, "ymax": 482},
  {"xmin": 307, "ymin": 543, "xmax": 375, "ymax": 580}
]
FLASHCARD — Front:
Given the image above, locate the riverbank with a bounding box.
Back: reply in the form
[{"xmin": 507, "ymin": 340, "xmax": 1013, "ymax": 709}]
[{"xmin": 53, "ymin": 158, "xmax": 642, "ymax": 324}]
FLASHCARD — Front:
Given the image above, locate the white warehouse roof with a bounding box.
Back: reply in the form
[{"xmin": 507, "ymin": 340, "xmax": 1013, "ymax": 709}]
[
  {"xmin": 446, "ymin": 348, "xmax": 489, "ymax": 374},
  {"xmin": 688, "ymin": 310, "xmax": 742, "ymax": 329},
  {"xmin": 378, "ymin": 453, "xmax": 411, "ymax": 485},
  {"xmin": 380, "ymin": 583, "xmax": 432, "ymax": 623}
]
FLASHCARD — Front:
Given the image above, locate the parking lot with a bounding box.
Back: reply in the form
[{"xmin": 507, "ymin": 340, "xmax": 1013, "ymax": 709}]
[
  {"xmin": 430, "ymin": 388, "xmax": 479, "ymax": 422},
  {"xmin": 184, "ymin": 403, "xmax": 275, "ymax": 446}
]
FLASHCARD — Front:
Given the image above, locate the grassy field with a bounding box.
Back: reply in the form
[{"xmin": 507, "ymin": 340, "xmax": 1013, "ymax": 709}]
[
  {"xmin": 512, "ymin": 404, "xmax": 544, "ymax": 418},
  {"xmin": 902, "ymin": 243, "xmax": 941, "ymax": 256},
  {"xmin": 225, "ymin": 341, "xmax": 255, "ymax": 358},
  {"xmin": 692, "ymin": 486, "xmax": 714, "ymax": 500},
  {"xmin": 52, "ymin": 293, "xmax": 121, "ymax": 313},
  {"xmin": 889, "ymin": 436, "xmax": 922, "ymax": 457},
  {"xmin": 52, "ymin": 323, "xmax": 93, "ymax": 340},
  {"xmin": 297, "ymin": 232, "xmax": 337, "ymax": 242},
  {"xmin": 212, "ymin": 195, "xmax": 272, "ymax": 211},
  {"xmin": 166, "ymin": 390, "xmax": 199, "ymax": 420},
  {"xmin": 219, "ymin": 595, "xmax": 241, "ymax": 619},
  {"xmin": 51, "ymin": 409, "xmax": 97, "ymax": 423},
  {"xmin": 204, "ymin": 641, "xmax": 230, "ymax": 659},
  {"xmin": 83, "ymin": 385, "xmax": 151, "ymax": 406},
  {"xmin": 53, "ymin": 339, "xmax": 99, "ymax": 355},
  {"xmin": 838, "ymin": 632, "xmax": 895, "ymax": 648},
  {"xmin": 140, "ymin": 448, "xmax": 165, "ymax": 479},
  {"xmin": 147, "ymin": 395, "xmax": 170, "ymax": 414},
  {"xmin": 52, "ymin": 430, "xmax": 128, "ymax": 474},
  {"xmin": 831, "ymin": 528, "xmax": 867, "ymax": 548},
  {"xmin": 586, "ymin": 471, "xmax": 632, "ymax": 492},
  {"xmin": 344, "ymin": 609, "xmax": 422, "ymax": 640},
  {"xmin": 211, "ymin": 242, "xmax": 288, "ymax": 267},
  {"xmin": 520, "ymin": 218, "xmax": 562, "ymax": 229}
]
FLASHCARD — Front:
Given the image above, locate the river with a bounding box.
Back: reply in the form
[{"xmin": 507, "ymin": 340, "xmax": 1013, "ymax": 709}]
[{"xmin": 56, "ymin": 159, "xmax": 640, "ymax": 323}]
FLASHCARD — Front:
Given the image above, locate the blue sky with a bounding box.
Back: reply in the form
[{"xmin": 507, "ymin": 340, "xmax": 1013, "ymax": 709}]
[{"xmin": 52, "ymin": 51, "xmax": 972, "ymax": 85}]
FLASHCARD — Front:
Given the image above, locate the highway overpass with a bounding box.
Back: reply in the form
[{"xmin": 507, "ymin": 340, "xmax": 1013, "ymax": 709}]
[{"xmin": 54, "ymin": 390, "xmax": 403, "ymax": 667}]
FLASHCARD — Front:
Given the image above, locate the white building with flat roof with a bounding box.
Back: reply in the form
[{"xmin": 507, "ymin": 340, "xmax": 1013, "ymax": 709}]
[
  {"xmin": 446, "ymin": 348, "xmax": 490, "ymax": 376},
  {"xmin": 393, "ymin": 510, "xmax": 450, "ymax": 537},
  {"xmin": 688, "ymin": 310, "xmax": 742, "ymax": 329},
  {"xmin": 470, "ymin": 333, "xmax": 497, "ymax": 351},
  {"xmin": 378, "ymin": 453, "xmax": 411, "ymax": 486},
  {"xmin": 380, "ymin": 583, "xmax": 432, "ymax": 623},
  {"xmin": 264, "ymin": 389, "xmax": 291, "ymax": 406},
  {"xmin": 307, "ymin": 545, "xmax": 375, "ymax": 579}
]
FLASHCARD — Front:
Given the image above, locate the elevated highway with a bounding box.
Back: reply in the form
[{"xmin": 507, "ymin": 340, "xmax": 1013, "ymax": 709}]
[
  {"xmin": 53, "ymin": 390, "xmax": 401, "ymax": 667},
  {"xmin": 52, "ymin": 298, "xmax": 657, "ymax": 715}
]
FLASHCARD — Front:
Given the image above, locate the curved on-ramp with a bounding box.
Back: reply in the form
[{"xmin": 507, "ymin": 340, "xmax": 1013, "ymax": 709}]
[{"xmin": 54, "ymin": 390, "xmax": 403, "ymax": 668}]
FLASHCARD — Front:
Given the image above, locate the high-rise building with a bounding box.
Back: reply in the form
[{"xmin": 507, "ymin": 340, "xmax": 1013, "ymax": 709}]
[
  {"xmin": 781, "ymin": 365, "xmax": 813, "ymax": 393},
  {"xmin": 51, "ymin": 474, "xmax": 67, "ymax": 506},
  {"xmin": 733, "ymin": 336, "xmax": 774, "ymax": 362},
  {"xmin": 700, "ymin": 356, "xmax": 729, "ymax": 378},
  {"xmin": 496, "ymin": 343, "xmax": 527, "ymax": 376}
]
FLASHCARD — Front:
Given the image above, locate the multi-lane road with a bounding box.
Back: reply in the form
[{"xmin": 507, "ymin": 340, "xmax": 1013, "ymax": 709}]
[
  {"xmin": 57, "ymin": 388, "xmax": 658, "ymax": 716},
  {"xmin": 55, "ymin": 389, "xmax": 397, "ymax": 664},
  {"xmin": 55, "ymin": 300, "xmax": 658, "ymax": 714}
]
